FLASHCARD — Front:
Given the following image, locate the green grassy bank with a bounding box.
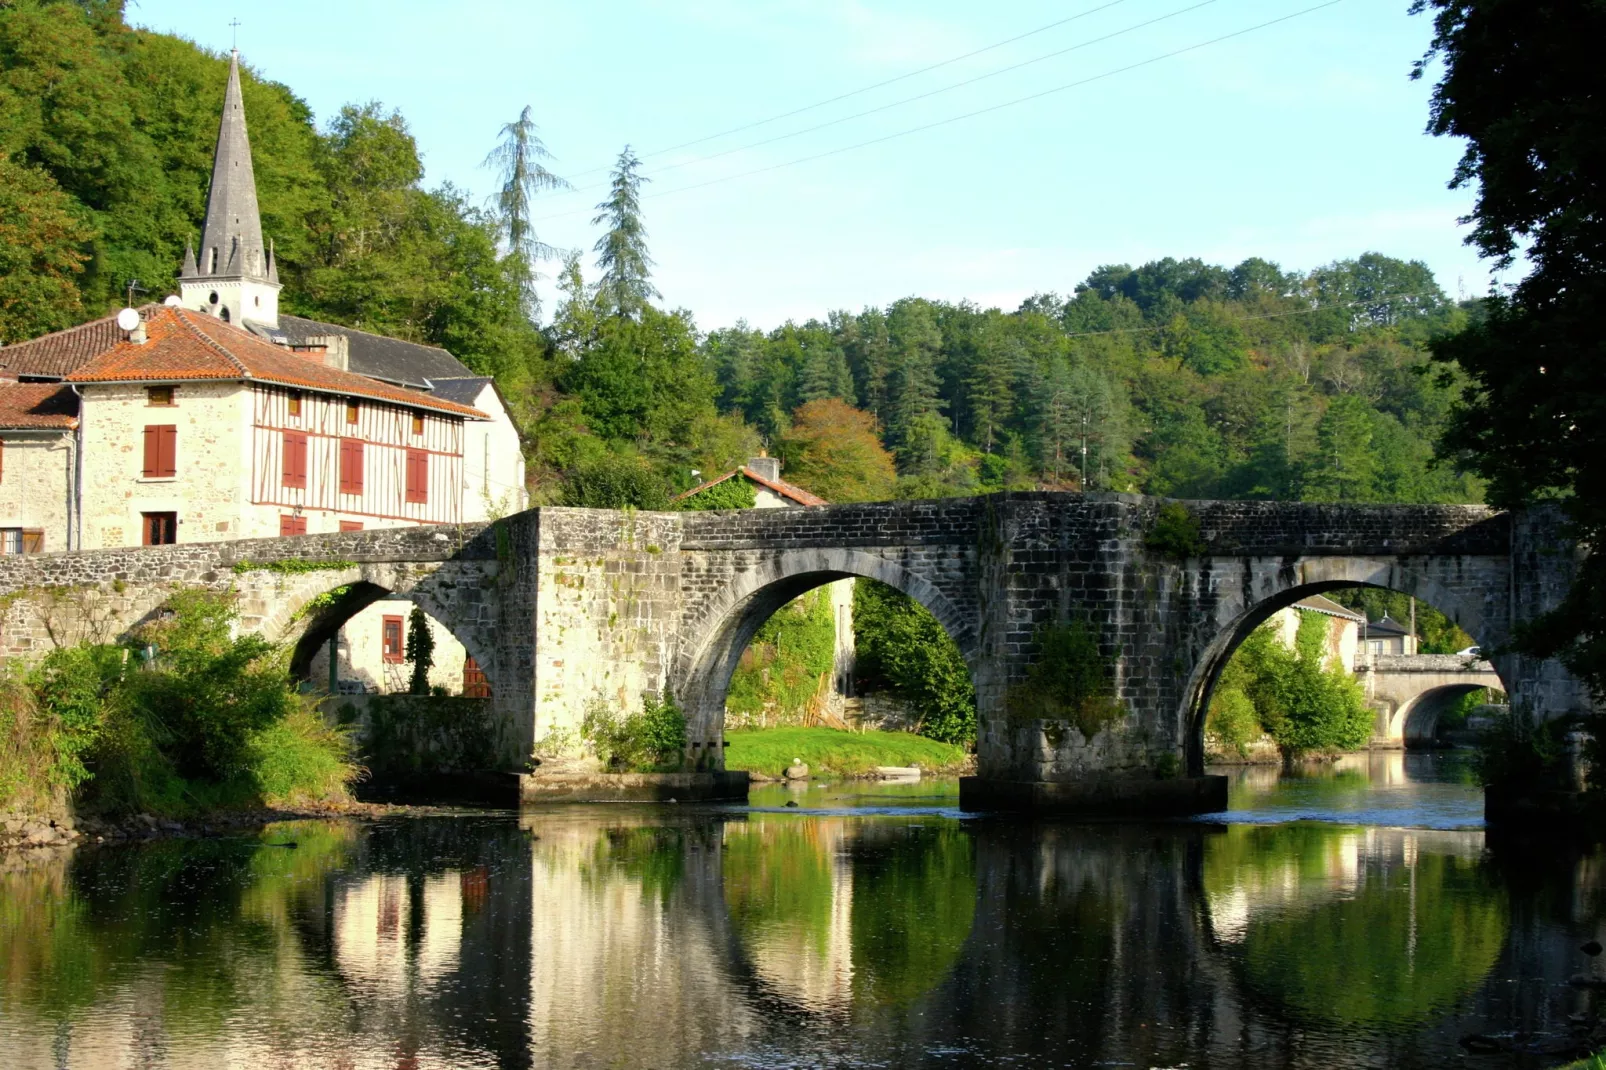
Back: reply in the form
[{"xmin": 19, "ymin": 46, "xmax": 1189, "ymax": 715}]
[{"xmin": 724, "ymin": 726, "xmax": 969, "ymax": 780}]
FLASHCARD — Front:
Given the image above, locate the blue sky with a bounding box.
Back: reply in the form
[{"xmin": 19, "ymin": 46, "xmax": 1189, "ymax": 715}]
[{"xmin": 132, "ymin": 0, "xmax": 1496, "ymax": 329}]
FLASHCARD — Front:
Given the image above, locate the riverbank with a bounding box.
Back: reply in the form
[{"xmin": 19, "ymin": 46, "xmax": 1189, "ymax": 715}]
[{"xmin": 726, "ymin": 726, "xmax": 971, "ymax": 780}]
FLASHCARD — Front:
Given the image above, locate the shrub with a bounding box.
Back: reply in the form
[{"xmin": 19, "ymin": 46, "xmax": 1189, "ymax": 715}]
[
  {"xmin": 404, "ymin": 606, "xmax": 434, "ymax": 695},
  {"xmin": 1207, "ymin": 686, "xmax": 1261, "ymax": 757},
  {"xmin": 677, "ymin": 474, "xmax": 755, "ymax": 511},
  {"xmin": 1145, "ymin": 501, "xmax": 1207, "ymax": 558},
  {"xmin": 560, "ymin": 453, "xmax": 670, "ymax": 509},
  {"xmin": 726, "ymin": 588, "xmax": 835, "ymax": 727},
  {"xmin": 249, "ymin": 702, "xmax": 361, "ymax": 806},
  {"xmin": 854, "ymin": 580, "xmax": 976, "ymax": 745},
  {"xmin": 26, "ymin": 643, "xmax": 125, "ymax": 790},
  {"xmin": 583, "ymin": 691, "xmax": 687, "ymax": 772},
  {"xmin": 1006, "ymin": 619, "xmax": 1125, "ymax": 741},
  {"xmin": 1228, "ymin": 612, "xmax": 1374, "ymax": 757},
  {"xmin": 1473, "ymin": 706, "xmax": 1570, "ymax": 791}
]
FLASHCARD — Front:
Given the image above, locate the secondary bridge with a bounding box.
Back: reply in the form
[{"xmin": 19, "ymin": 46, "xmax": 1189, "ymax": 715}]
[
  {"xmin": 0, "ymin": 494, "xmax": 1588, "ymax": 813},
  {"xmin": 1359, "ymin": 654, "xmax": 1506, "ymax": 745}
]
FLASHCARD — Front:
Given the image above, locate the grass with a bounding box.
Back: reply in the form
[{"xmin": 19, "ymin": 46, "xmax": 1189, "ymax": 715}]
[
  {"xmin": 724, "ymin": 726, "xmax": 969, "ymax": 779},
  {"xmin": 1560, "ymin": 1055, "xmax": 1606, "ymax": 1070}
]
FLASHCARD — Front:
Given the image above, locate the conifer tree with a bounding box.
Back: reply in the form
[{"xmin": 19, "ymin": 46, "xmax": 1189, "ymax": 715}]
[
  {"xmin": 592, "ymin": 146, "xmax": 658, "ymax": 317},
  {"xmin": 483, "ymin": 105, "xmax": 570, "ymax": 319}
]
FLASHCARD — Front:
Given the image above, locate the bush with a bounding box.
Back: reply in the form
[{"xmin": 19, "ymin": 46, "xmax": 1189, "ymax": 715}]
[
  {"xmin": 1207, "ymin": 686, "xmax": 1261, "ymax": 757},
  {"xmin": 854, "ymin": 580, "xmax": 976, "ymax": 745},
  {"xmin": 726, "ymin": 588, "xmax": 835, "ymax": 727},
  {"xmin": 677, "ymin": 474, "xmax": 755, "ymax": 511},
  {"xmin": 249, "ymin": 703, "xmax": 361, "ymax": 806},
  {"xmin": 583, "ymin": 690, "xmax": 687, "ymax": 772},
  {"xmin": 1145, "ymin": 501, "xmax": 1207, "ymax": 558},
  {"xmin": 560, "ymin": 453, "xmax": 670, "ymax": 509},
  {"xmin": 1006, "ymin": 619, "xmax": 1125, "ymax": 741},
  {"xmin": 1473, "ymin": 707, "xmax": 1570, "ymax": 792},
  {"xmin": 1226, "ymin": 612, "xmax": 1375, "ymax": 757}
]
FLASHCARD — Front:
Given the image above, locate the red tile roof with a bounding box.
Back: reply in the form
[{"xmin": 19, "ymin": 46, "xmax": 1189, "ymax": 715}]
[
  {"xmin": 67, "ymin": 307, "xmax": 488, "ymax": 419},
  {"xmin": 0, "ymin": 382, "xmax": 79, "ymax": 429},
  {"xmin": 674, "ymin": 466, "xmax": 827, "ymax": 507},
  {"xmin": 0, "ymin": 307, "xmax": 156, "ymax": 379}
]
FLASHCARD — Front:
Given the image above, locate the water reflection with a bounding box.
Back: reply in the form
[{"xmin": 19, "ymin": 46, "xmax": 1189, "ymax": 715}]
[{"xmin": 2, "ymin": 804, "xmax": 1603, "ymax": 1068}]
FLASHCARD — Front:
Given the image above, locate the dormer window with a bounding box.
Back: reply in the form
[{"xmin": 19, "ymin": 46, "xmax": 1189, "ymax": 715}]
[
  {"xmin": 346, "ymin": 399, "xmax": 359, "ymax": 425},
  {"xmin": 147, "ymin": 385, "xmax": 174, "ymax": 406},
  {"xmin": 411, "ymin": 413, "xmax": 424, "ymax": 436},
  {"xmin": 286, "ymin": 390, "xmax": 302, "ymax": 418}
]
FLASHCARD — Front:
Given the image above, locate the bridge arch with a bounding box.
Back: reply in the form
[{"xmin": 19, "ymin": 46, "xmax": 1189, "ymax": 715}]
[
  {"xmin": 1393, "ymin": 683, "xmax": 1497, "ymax": 745},
  {"xmin": 1179, "ymin": 555, "xmax": 1508, "ymax": 772},
  {"xmin": 674, "ymin": 548, "xmax": 979, "ymax": 748}
]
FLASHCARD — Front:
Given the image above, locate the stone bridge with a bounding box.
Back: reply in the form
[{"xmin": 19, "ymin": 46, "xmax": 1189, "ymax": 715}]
[
  {"xmin": 0, "ymin": 494, "xmax": 1588, "ymax": 812},
  {"xmin": 1358, "ymin": 653, "xmax": 1506, "ymax": 745}
]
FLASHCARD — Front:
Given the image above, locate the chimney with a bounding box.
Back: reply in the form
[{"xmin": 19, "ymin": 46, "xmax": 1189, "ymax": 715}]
[
  {"xmin": 747, "ymin": 456, "xmax": 781, "ymax": 482},
  {"xmin": 296, "ymin": 335, "xmax": 349, "ymax": 371}
]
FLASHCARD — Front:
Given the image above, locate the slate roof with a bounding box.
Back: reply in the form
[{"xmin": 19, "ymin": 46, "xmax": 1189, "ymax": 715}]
[
  {"xmin": 1366, "ymin": 614, "xmax": 1415, "ymax": 638},
  {"xmin": 1291, "ymin": 594, "xmax": 1366, "ymax": 622},
  {"xmin": 67, "ymin": 307, "xmax": 488, "ymax": 419},
  {"xmin": 277, "ymin": 314, "xmax": 474, "ymax": 386},
  {"xmin": 428, "ymin": 377, "xmax": 493, "ymax": 406},
  {"xmin": 0, "ymin": 306, "xmax": 158, "ymax": 380},
  {"xmin": 674, "ymin": 466, "xmax": 828, "ymax": 507},
  {"xmin": 0, "ymin": 383, "xmax": 79, "ymax": 429}
]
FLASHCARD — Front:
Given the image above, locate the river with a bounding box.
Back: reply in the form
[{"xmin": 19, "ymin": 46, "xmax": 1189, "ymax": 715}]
[{"xmin": 3, "ymin": 753, "xmax": 1603, "ymax": 1068}]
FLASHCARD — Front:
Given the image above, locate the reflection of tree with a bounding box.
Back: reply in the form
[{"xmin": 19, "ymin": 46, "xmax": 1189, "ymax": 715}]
[
  {"xmin": 723, "ymin": 820, "xmax": 836, "ymax": 959},
  {"xmin": 584, "ymin": 825, "xmax": 689, "ymax": 906},
  {"xmin": 849, "ymin": 823, "xmax": 976, "ymax": 1007},
  {"xmin": 1205, "ymin": 824, "xmax": 1507, "ymax": 1028}
]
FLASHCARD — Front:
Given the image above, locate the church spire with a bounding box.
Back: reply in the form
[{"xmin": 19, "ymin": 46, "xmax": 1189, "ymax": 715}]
[
  {"xmin": 180, "ymin": 49, "xmax": 280, "ymax": 328},
  {"xmin": 196, "ymin": 50, "xmax": 267, "ymax": 282}
]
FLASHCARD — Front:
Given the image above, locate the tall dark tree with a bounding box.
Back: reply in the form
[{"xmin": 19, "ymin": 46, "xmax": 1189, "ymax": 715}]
[
  {"xmin": 1413, "ymin": 0, "xmax": 1606, "ymax": 696},
  {"xmin": 483, "ymin": 105, "xmax": 570, "ymax": 319},
  {"xmin": 592, "ymin": 145, "xmax": 658, "ymax": 317}
]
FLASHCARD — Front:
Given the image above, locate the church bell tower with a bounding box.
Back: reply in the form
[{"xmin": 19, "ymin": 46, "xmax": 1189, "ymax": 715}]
[{"xmin": 179, "ymin": 49, "xmax": 281, "ymax": 329}]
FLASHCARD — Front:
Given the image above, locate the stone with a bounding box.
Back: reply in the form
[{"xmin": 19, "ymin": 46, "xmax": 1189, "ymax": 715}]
[{"xmin": 783, "ymin": 761, "xmax": 810, "ymax": 781}]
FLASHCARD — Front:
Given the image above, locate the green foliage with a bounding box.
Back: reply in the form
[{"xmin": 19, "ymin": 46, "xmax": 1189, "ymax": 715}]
[
  {"xmin": 14, "ymin": 590, "xmax": 358, "ymax": 816},
  {"xmin": 231, "ymin": 558, "xmax": 357, "ymax": 575},
  {"xmin": 1472, "ymin": 707, "xmax": 1572, "ymax": 792},
  {"xmin": 853, "ymin": 580, "xmax": 976, "ymax": 745},
  {"xmin": 1213, "ymin": 612, "xmax": 1375, "ymax": 757},
  {"xmin": 559, "ymin": 453, "xmax": 670, "ymax": 509},
  {"xmin": 0, "ymin": 156, "xmax": 93, "ymax": 344},
  {"xmin": 724, "ymin": 726, "xmax": 969, "ymax": 778},
  {"xmin": 404, "ymin": 605, "xmax": 434, "ymax": 695},
  {"xmin": 1005, "ymin": 620, "xmax": 1125, "ymax": 741},
  {"xmin": 848, "ymin": 823, "xmax": 976, "ymax": 1006},
  {"xmin": 1145, "ymin": 501, "xmax": 1207, "ymax": 558},
  {"xmin": 357, "ymin": 693, "xmax": 497, "ymax": 776},
  {"xmin": 677, "ymin": 474, "xmax": 756, "ymax": 511},
  {"xmin": 582, "ymin": 690, "xmax": 687, "ymax": 772},
  {"xmin": 725, "ymin": 589, "xmax": 836, "ymax": 726},
  {"xmin": 592, "ymin": 145, "xmax": 657, "ymax": 317}
]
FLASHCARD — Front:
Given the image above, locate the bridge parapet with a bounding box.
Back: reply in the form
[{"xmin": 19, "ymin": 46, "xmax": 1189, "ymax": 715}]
[{"xmin": 1357, "ymin": 654, "xmax": 1497, "ymax": 675}]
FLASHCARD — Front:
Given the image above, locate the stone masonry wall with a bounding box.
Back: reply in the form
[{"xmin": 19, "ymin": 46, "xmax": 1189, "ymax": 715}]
[{"xmin": 0, "ymin": 431, "xmax": 74, "ymax": 553}]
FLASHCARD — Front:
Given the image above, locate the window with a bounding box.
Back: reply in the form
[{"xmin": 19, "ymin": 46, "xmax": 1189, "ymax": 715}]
[
  {"xmin": 282, "ymin": 431, "xmax": 307, "ymax": 489},
  {"xmin": 147, "ymin": 385, "xmax": 174, "ymax": 406},
  {"xmin": 279, "ymin": 514, "xmax": 307, "ymax": 537},
  {"xmin": 338, "ymin": 438, "xmax": 364, "ymax": 494},
  {"xmin": 287, "ymin": 391, "xmax": 302, "ymax": 418},
  {"xmin": 462, "ymin": 657, "xmax": 491, "ymax": 698},
  {"xmin": 339, "ymin": 520, "xmax": 363, "ymax": 532},
  {"xmin": 411, "ymin": 413, "xmax": 424, "ymax": 436},
  {"xmin": 142, "ymin": 425, "xmax": 177, "ymax": 478},
  {"xmin": 141, "ymin": 512, "xmax": 177, "ymax": 545},
  {"xmin": 405, "ymin": 448, "xmax": 429, "ymax": 504},
  {"xmin": 0, "ymin": 529, "xmax": 40, "ymax": 554},
  {"xmin": 346, "ymin": 399, "xmax": 359, "ymax": 425},
  {"xmin": 381, "ymin": 616, "xmax": 405, "ymax": 664}
]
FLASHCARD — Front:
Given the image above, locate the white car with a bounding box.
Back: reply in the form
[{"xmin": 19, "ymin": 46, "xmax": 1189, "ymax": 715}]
[{"xmin": 1455, "ymin": 645, "xmax": 1481, "ymax": 657}]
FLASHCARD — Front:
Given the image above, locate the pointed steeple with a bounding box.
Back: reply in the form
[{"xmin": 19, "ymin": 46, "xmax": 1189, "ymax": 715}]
[
  {"xmin": 196, "ymin": 50, "xmax": 267, "ymax": 282},
  {"xmin": 181, "ymin": 237, "xmax": 198, "ymax": 279},
  {"xmin": 266, "ymin": 237, "xmax": 279, "ymax": 284}
]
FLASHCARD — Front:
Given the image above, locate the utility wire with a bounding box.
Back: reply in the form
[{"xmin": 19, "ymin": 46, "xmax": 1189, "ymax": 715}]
[
  {"xmin": 534, "ymin": 0, "xmax": 1345, "ymax": 223},
  {"xmin": 559, "ymin": 0, "xmax": 1137, "ymax": 181},
  {"xmin": 583, "ymin": 0, "xmax": 1221, "ymax": 192}
]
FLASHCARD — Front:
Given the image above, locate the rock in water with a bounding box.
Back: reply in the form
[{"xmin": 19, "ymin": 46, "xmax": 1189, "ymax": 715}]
[{"xmin": 783, "ymin": 760, "xmax": 810, "ymax": 781}]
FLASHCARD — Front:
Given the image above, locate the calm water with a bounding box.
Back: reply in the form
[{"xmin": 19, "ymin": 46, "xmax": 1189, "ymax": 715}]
[{"xmin": 4, "ymin": 754, "xmax": 1605, "ymax": 1069}]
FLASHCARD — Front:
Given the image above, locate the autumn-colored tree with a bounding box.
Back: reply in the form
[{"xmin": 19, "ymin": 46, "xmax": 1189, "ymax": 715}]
[
  {"xmin": 778, "ymin": 399, "xmax": 896, "ymax": 503},
  {"xmin": 0, "ymin": 157, "xmax": 92, "ymax": 343}
]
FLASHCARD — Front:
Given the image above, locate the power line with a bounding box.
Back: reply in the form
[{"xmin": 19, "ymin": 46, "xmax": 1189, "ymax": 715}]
[
  {"xmin": 559, "ymin": 0, "xmax": 1137, "ymax": 181},
  {"xmin": 534, "ymin": 0, "xmax": 1346, "ymax": 223}
]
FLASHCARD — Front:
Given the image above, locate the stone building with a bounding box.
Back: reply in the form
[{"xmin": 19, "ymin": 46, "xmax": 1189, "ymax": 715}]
[
  {"xmin": 1269, "ymin": 594, "xmax": 1364, "ymax": 671},
  {"xmin": 1361, "ymin": 614, "xmax": 1418, "ymax": 656},
  {"xmin": 0, "ymin": 49, "xmax": 526, "ymax": 695}
]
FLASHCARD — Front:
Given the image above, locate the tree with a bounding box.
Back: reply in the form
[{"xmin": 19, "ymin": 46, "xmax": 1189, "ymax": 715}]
[
  {"xmin": 778, "ymin": 399, "xmax": 897, "ymax": 503},
  {"xmin": 404, "ymin": 606, "xmax": 434, "ymax": 695},
  {"xmin": 0, "ymin": 157, "xmax": 92, "ymax": 342},
  {"xmin": 592, "ymin": 145, "xmax": 657, "ymax": 316},
  {"xmin": 483, "ymin": 105, "xmax": 570, "ymax": 319},
  {"xmin": 1412, "ymin": 0, "xmax": 1606, "ymax": 697}
]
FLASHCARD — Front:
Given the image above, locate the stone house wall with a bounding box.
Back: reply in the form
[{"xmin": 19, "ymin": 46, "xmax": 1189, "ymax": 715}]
[{"xmin": 0, "ymin": 431, "xmax": 75, "ymax": 553}]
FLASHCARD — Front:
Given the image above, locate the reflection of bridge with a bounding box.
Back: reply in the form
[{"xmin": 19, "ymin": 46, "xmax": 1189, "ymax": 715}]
[
  {"xmin": 1358, "ymin": 654, "xmax": 1504, "ymax": 745},
  {"xmin": 0, "ymin": 495, "xmax": 1589, "ymax": 813}
]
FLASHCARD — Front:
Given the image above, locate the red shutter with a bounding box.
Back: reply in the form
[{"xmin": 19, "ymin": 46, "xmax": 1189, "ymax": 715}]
[
  {"xmin": 282, "ymin": 431, "xmax": 307, "ymax": 489},
  {"xmin": 339, "ymin": 439, "xmax": 364, "ymax": 494},
  {"xmin": 144, "ymin": 425, "xmax": 176, "ymax": 477},
  {"xmin": 339, "ymin": 520, "xmax": 363, "ymax": 532},
  {"xmin": 279, "ymin": 515, "xmax": 307, "ymax": 537},
  {"xmin": 405, "ymin": 448, "xmax": 428, "ymax": 504}
]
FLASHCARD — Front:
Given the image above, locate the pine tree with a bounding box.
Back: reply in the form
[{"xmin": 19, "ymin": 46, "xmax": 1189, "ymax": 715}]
[
  {"xmin": 592, "ymin": 145, "xmax": 658, "ymax": 317},
  {"xmin": 482, "ymin": 105, "xmax": 570, "ymax": 320}
]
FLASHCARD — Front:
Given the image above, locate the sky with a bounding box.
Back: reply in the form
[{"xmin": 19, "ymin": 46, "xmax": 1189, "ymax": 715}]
[{"xmin": 130, "ymin": 0, "xmax": 1497, "ymax": 330}]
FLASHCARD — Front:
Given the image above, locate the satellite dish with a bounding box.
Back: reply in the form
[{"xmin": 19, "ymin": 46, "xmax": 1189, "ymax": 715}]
[
  {"xmin": 115, "ymin": 308, "xmax": 141, "ymax": 332},
  {"xmin": 163, "ymin": 295, "xmax": 182, "ymax": 307}
]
